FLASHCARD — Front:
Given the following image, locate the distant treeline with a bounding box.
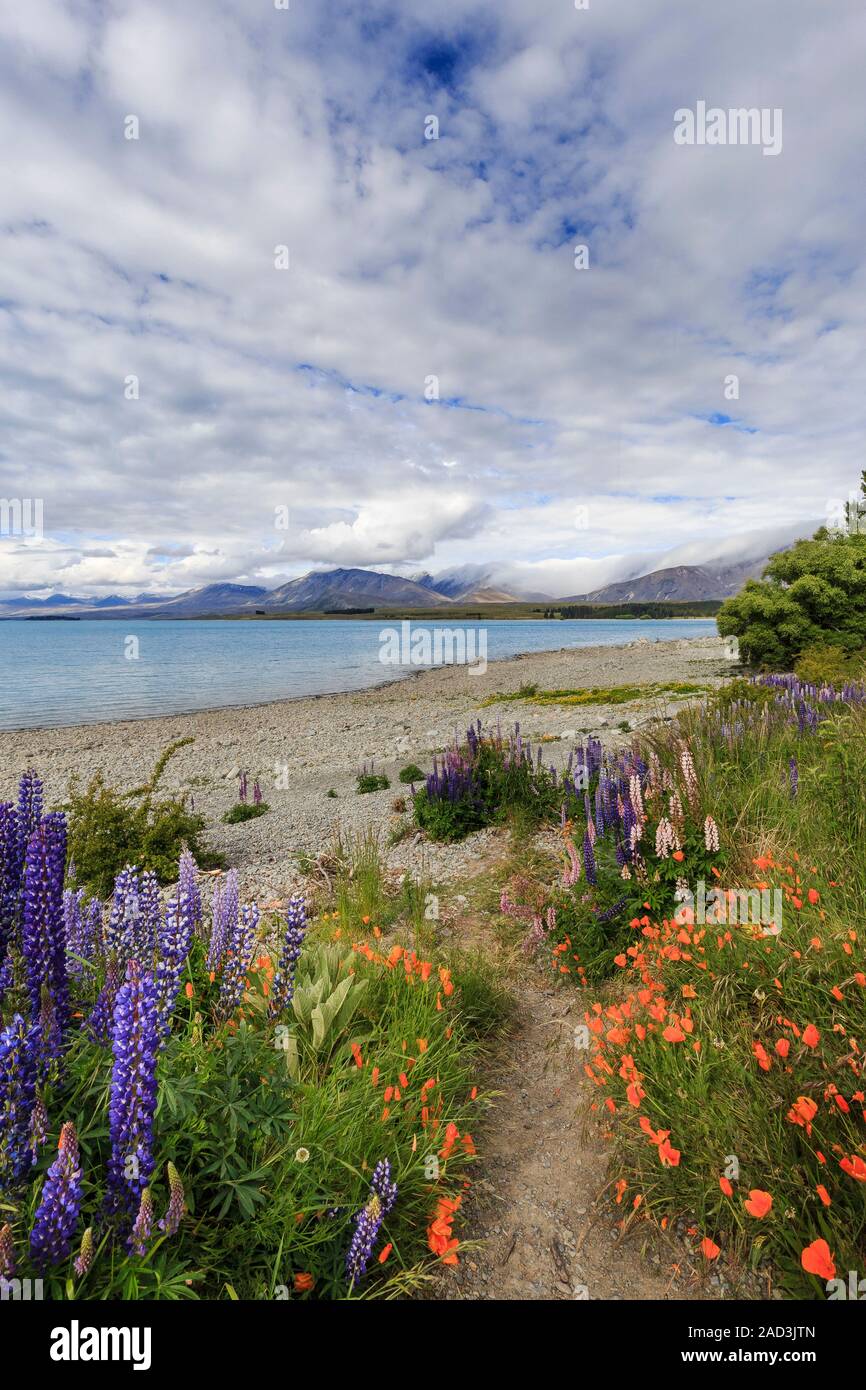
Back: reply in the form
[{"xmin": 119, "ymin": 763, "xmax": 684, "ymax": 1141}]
[{"xmin": 548, "ymin": 600, "xmax": 723, "ymax": 620}]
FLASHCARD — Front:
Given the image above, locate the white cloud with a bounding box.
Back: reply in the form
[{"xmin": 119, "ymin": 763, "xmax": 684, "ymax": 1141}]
[{"xmin": 0, "ymin": 0, "xmax": 863, "ymax": 598}]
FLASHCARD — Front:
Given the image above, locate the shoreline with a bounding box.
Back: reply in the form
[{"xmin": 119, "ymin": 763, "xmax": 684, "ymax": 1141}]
[
  {"xmin": 0, "ymin": 633, "xmax": 733, "ymax": 904},
  {"xmin": 0, "ymin": 623, "xmax": 719, "ymax": 737}
]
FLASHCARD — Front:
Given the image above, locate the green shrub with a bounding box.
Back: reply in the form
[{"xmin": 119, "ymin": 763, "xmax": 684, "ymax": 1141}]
[
  {"xmin": 222, "ymin": 801, "xmax": 269, "ymax": 824},
  {"xmin": 794, "ymin": 643, "xmax": 865, "ymax": 686},
  {"xmin": 718, "ymin": 476, "xmax": 866, "ymax": 668},
  {"xmin": 355, "ymin": 772, "xmax": 389, "ymax": 795},
  {"xmin": 66, "ymin": 740, "xmax": 222, "ymax": 897},
  {"xmin": 398, "ymin": 764, "xmax": 425, "ymax": 784}
]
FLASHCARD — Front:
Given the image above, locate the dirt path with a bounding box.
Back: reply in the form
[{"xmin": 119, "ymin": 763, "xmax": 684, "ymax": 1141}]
[{"xmin": 431, "ymin": 844, "xmax": 718, "ymax": 1302}]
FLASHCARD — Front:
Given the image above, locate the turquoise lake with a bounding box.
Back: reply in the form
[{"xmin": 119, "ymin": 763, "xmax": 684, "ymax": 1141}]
[{"xmin": 0, "ymin": 618, "xmax": 719, "ymax": 730}]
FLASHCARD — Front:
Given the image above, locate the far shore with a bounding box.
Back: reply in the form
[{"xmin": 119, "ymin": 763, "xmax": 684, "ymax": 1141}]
[{"xmin": 0, "ymin": 633, "xmax": 734, "ymax": 905}]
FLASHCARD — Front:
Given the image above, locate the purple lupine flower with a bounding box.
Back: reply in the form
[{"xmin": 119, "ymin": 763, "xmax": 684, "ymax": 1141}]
[
  {"xmin": 0, "ymin": 1013, "xmax": 39, "ymax": 1185},
  {"xmin": 583, "ymin": 828, "xmax": 597, "ymax": 887},
  {"xmin": 17, "ymin": 770, "xmax": 43, "ymax": 867},
  {"xmin": 158, "ymin": 1161, "xmax": 185, "ymax": 1236},
  {"xmin": 345, "ymin": 1159, "xmax": 398, "ymax": 1284},
  {"xmin": 253, "ymin": 780, "xmax": 262, "ymax": 806},
  {"xmin": 217, "ymin": 903, "xmax": 259, "ymax": 1020},
  {"xmin": 207, "ymin": 869, "xmax": 238, "ymax": 973},
  {"xmin": 29, "ymin": 1121, "xmax": 83, "ymax": 1270},
  {"xmin": 0, "ymin": 951, "xmax": 13, "ymax": 1005},
  {"xmin": 0, "ymin": 1222, "xmax": 15, "ymax": 1278},
  {"xmin": 178, "ymin": 849, "xmax": 203, "ymax": 938},
  {"xmin": 156, "ymin": 891, "xmax": 195, "ymax": 1040},
  {"xmin": 83, "ymin": 897, "xmax": 103, "ymax": 963},
  {"xmin": 29, "ymin": 1094, "xmax": 48, "ymax": 1162},
  {"xmin": 789, "ymin": 756, "xmax": 798, "ymax": 798},
  {"xmin": 268, "ymin": 895, "xmax": 308, "ymax": 1019},
  {"xmin": 129, "ymin": 1187, "xmax": 153, "ymax": 1256},
  {"xmin": 22, "ymin": 813, "xmax": 69, "ymax": 1060},
  {"xmin": 106, "ymin": 865, "xmax": 145, "ymax": 963},
  {"xmin": 238, "ymin": 771, "xmax": 248, "ymax": 803},
  {"xmin": 0, "ymin": 802, "xmax": 21, "ymax": 957},
  {"xmin": 106, "ymin": 959, "xmax": 159, "ymax": 1220},
  {"xmin": 85, "ymin": 953, "xmax": 121, "ymax": 1045},
  {"xmin": 63, "ymin": 888, "xmax": 86, "ymax": 977},
  {"xmin": 73, "ymin": 1226, "xmax": 94, "ymax": 1278},
  {"xmin": 136, "ymin": 871, "xmax": 160, "ymax": 961}
]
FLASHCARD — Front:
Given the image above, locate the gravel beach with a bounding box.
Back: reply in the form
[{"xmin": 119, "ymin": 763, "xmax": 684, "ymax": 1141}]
[{"xmin": 0, "ymin": 632, "xmax": 732, "ymax": 903}]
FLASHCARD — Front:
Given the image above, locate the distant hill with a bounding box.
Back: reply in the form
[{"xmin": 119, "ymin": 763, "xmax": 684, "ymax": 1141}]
[
  {"xmin": 260, "ymin": 567, "xmax": 451, "ymax": 612},
  {"xmin": 150, "ymin": 583, "xmax": 268, "ymax": 615},
  {"xmin": 563, "ymin": 558, "xmax": 770, "ymax": 604}
]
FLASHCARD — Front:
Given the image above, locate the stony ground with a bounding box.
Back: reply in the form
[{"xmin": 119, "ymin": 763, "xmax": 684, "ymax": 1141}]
[{"xmin": 0, "ymin": 633, "xmax": 733, "ymax": 904}]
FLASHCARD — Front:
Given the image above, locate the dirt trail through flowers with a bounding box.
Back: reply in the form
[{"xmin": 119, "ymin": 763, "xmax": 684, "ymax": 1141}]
[{"xmin": 431, "ymin": 843, "xmax": 718, "ymax": 1303}]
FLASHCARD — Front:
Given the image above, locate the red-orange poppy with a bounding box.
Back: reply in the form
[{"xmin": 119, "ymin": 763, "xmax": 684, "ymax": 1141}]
[
  {"xmin": 744, "ymin": 1189, "xmax": 772, "ymax": 1219},
  {"xmin": 801, "ymin": 1239, "xmax": 835, "ymax": 1280}
]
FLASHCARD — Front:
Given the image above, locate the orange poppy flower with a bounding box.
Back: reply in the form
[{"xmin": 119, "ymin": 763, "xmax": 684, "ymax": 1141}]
[
  {"xmin": 700, "ymin": 1237, "xmax": 720, "ymax": 1260},
  {"xmin": 719, "ymin": 1176, "xmax": 733, "ymax": 1197},
  {"xmin": 801, "ymin": 1239, "xmax": 835, "ymax": 1280},
  {"xmin": 378, "ymin": 1243, "xmax": 392, "ymax": 1264},
  {"xmin": 185, "ymin": 982, "xmax": 194, "ymax": 999},
  {"xmin": 657, "ymin": 1138, "xmax": 681, "ymax": 1168},
  {"xmin": 744, "ymin": 1189, "xmax": 772, "ymax": 1219},
  {"xmin": 293, "ymin": 1272, "xmax": 315, "ymax": 1292},
  {"xmin": 802, "ymin": 1024, "xmax": 820, "ymax": 1048},
  {"xmin": 839, "ymin": 1154, "xmax": 866, "ymax": 1182},
  {"xmin": 816, "ymin": 1185, "xmax": 831, "ymax": 1207}
]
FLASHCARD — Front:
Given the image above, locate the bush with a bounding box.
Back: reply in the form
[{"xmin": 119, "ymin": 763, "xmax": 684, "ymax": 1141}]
[
  {"xmin": 412, "ymin": 721, "xmax": 581, "ymax": 843},
  {"xmin": 356, "ymin": 765, "xmax": 390, "ymax": 794},
  {"xmin": 398, "ymin": 764, "xmax": 425, "ymax": 784},
  {"xmin": 794, "ymin": 643, "xmax": 865, "ymax": 686},
  {"xmin": 718, "ymin": 477, "xmax": 866, "ymax": 668},
  {"xmin": 66, "ymin": 739, "xmax": 222, "ymax": 897},
  {"xmin": 222, "ymin": 801, "xmax": 269, "ymax": 824}
]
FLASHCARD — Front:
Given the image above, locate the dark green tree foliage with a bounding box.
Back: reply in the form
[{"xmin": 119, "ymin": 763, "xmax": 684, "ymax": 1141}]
[{"xmin": 718, "ymin": 477, "xmax": 866, "ymax": 669}]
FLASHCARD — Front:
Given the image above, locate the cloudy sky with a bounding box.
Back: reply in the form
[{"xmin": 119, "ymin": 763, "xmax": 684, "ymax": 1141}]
[{"xmin": 1, "ymin": 0, "xmax": 864, "ymax": 599}]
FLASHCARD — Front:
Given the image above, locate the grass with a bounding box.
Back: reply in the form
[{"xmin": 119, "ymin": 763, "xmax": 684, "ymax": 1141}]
[{"xmin": 482, "ymin": 681, "xmax": 710, "ymax": 708}]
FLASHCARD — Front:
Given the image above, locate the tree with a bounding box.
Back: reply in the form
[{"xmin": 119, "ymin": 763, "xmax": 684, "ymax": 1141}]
[{"xmin": 717, "ymin": 478, "xmax": 866, "ymax": 669}]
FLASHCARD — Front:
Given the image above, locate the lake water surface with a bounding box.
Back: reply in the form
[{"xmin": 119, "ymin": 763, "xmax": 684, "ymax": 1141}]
[{"xmin": 0, "ymin": 617, "xmax": 718, "ymax": 730}]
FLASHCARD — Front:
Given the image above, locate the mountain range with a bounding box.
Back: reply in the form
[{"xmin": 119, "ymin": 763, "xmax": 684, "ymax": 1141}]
[{"xmin": 0, "ymin": 555, "xmax": 773, "ymax": 618}]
